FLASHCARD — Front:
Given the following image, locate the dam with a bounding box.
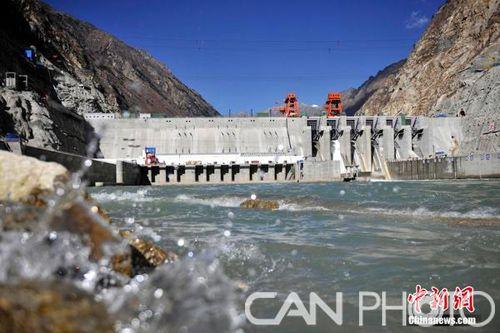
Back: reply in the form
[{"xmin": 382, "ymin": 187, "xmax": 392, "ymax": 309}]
[{"xmin": 85, "ymin": 114, "xmax": 499, "ymax": 185}]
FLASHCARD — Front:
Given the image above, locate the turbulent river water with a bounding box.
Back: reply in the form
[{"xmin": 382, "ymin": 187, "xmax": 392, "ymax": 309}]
[{"xmin": 90, "ymin": 180, "xmax": 500, "ymax": 332}]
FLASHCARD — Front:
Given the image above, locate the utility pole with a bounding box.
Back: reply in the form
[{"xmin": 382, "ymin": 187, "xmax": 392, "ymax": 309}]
[
  {"xmin": 228, "ymin": 108, "xmax": 231, "ymax": 118},
  {"xmin": 251, "ymin": 108, "xmax": 253, "ymax": 117}
]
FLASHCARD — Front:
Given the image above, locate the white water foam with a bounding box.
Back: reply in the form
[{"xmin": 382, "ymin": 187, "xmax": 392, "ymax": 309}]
[
  {"xmin": 174, "ymin": 194, "xmax": 245, "ymax": 208},
  {"xmin": 278, "ymin": 201, "xmax": 332, "ymax": 212},
  {"xmin": 366, "ymin": 206, "xmax": 500, "ymax": 220},
  {"xmin": 91, "ymin": 189, "xmax": 154, "ymax": 203},
  {"xmin": 174, "ymin": 195, "xmax": 332, "ymax": 212}
]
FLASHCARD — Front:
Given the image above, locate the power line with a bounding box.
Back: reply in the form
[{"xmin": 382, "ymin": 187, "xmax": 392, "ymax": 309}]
[
  {"xmin": 137, "ymin": 44, "xmax": 409, "ymax": 50},
  {"xmin": 135, "ymin": 45, "xmax": 411, "ymax": 55},
  {"xmin": 181, "ymin": 74, "xmax": 373, "ymax": 79},
  {"xmin": 180, "ymin": 75, "xmax": 373, "ymax": 82},
  {"xmin": 119, "ymin": 35, "xmax": 416, "ymax": 44},
  {"xmin": 121, "ymin": 37, "xmax": 415, "ymax": 54}
]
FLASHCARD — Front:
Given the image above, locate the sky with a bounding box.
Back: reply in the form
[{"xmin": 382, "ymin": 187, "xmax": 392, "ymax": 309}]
[{"xmin": 45, "ymin": 0, "xmax": 445, "ymax": 115}]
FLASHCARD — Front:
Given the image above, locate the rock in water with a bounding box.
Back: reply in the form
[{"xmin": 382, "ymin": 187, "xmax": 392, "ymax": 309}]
[
  {"xmin": 0, "ymin": 281, "xmax": 114, "ymax": 333},
  {"xmin": 240, "ymin": 198, "xmax": 279, "ymax": 210},
  {"xmin": 0, "ymin": 151, "xmax": 175, "ymax": 276},
  {"xmin": 114, "ymin": 230, "xmax": 178, "ymax": 277},
  {"xmin": 50, "ymin": 202, "xmax": 118, "ymax": 261},
  {"xmin": 0, "ymin": 151, "xmax": 116, "ymax": 261},
  {"xmin": 0, "ymin": 151, "xmax": 68, "ymax": 203}
]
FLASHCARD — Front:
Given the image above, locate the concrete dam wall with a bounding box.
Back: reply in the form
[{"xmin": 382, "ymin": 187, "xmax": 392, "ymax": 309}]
[
  {"xmin": 91, "ymin": 117, "xmax": 312, "ymax": 159},
  {"xmin": 87, "ymin": 115, "xmax": 499, "ymax": 185}
]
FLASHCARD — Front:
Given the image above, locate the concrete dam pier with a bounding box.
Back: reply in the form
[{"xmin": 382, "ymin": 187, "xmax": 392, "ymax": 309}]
[{"xmin": 86, "ymin": 115, "xmax": 499, "ymax": 185}]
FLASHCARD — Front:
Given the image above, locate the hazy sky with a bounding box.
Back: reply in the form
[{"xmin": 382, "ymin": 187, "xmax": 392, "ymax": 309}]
[{"xmin": 45, "ymin": 0, "xmax": 445, "ymax": 114}]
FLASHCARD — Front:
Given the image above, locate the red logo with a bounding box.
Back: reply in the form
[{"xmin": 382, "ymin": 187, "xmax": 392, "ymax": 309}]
[
  {"xmin": 407, "ymin": 285, "xmax": 427, "ymax": 313},
  {"xmin": 407, "ymin": 285, "xmax": 474, "ymax": 313},
  {"xmin": 431, "ymin": 287, "xmax": 449, "ymax": 310},
  {"xmin": 453, "ymin": 286, "xmax": 475, "ymax": 312}
]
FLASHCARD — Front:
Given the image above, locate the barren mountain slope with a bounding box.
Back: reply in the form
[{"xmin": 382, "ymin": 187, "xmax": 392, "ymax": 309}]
[
  {"xmin": 0, "ymin": 0, "xmax": 220, "ymax": 153},
  {"xmin": 1, "ymin": 0, "xmax": 219, "ymax": 117},
  {"xmin": 355, "ymin": 0, "xmax": 499, "ymax": 117}
]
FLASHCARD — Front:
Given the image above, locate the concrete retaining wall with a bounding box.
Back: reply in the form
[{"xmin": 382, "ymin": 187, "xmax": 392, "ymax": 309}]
[
  {"xmin": 302, "ymin": 160, "xmax": 341, "ymax": 182},
  {"xmin": 457, "ymin": 152, "xmax": 500, "ymax": 178},
  {"xmin": 23, "ymin": 145, "xmax": 143, "ymax": 185},
  {"xmin": 387, "ymin": 153, "xmax": 500, "ymax": 180},
  {"xmin": 411, "ymin": 117, "xmax": 463, "ymax": 158}
]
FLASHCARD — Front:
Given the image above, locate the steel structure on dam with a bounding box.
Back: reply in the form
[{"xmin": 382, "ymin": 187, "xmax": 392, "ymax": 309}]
[{"xmin": 87, "ymin": 115, "xmax": 498, "ymax": 185}]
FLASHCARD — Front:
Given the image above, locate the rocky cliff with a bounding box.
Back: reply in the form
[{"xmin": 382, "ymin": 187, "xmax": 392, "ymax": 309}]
[
  {"xmin": 343, "ymin": 0, "xmax": 499, "ymax": 154},
  {"xmin": 1, "ymin": 0, "xmax": 218, "ymax": 117},
  {"xmin": 346, "ymin": 0, "xmax": 499, "ymax": 118},
  {"xmin": 0, "ymin": 89, "xmax": 95, "ymax": 153},
  {"xmin": 341, "ymin": 60, "xmax": 405, "ymax": 116},
  {"xmin": 0, "ymin": 0, "xmax": 219, "ymax": 153}
]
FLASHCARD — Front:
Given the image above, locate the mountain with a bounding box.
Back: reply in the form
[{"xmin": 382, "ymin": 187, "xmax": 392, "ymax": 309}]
[
  {"xmin": 1, "ymin": 0, "xmax": 218, "ymax": 117},
  {"xmin": 341, "ymin": 60, "xmax": 405, "ymax": 116},
  {"xmin": 0, "ymin": 0, "xmax": 218, "ymax": 153},
  {"xmin": 344, "ymin": 0, "xmax": 499, "ymax": 119}
]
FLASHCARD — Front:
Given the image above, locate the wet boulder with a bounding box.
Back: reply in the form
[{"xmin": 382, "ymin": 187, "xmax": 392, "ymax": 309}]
[
  {"xmin": 0, "ymin": 200, "xmax": 118, "ymax": 262},
  {"xmin": 0, "ymin": 152, "xmax": 118, "ymax": 262},
  {"xmin": 240, "ymin": 198, "xmax": 279, "ymax": 210},
  {"xmin": 0, "ymin": 151, "xmax": 68, "ymax": 205},
  {"xmin": 0, "ymin": 151, "xmax": 176, "ymax": 278},
  {"xmin": 0, "ymin": 204, "xmax": 42, "ymax": 231},
  {"xmin": 50, "ymin": 201, "xmax": 118, "ymax": 261},
  {"xmin": 0, "ymin": 199, "xmax": 175, "ymax": 278},
  {"xmin": 0, "ymin": 280, "xmax": 114, "ymax": 333},
  {"xmin": 113, "ymin": 230, "xmax": 178, "ymax": 277},
  {"xmin": 84, "ymin": 193, "xmax": 111, "ymax": 222}
]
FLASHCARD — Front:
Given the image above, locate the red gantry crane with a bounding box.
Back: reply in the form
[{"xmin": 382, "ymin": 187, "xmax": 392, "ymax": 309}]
[
  {"xmin": 273, "ymin": 92, "xmax": 301, "ymax": 117},
  {"xmin": 324, "ymin": 92, "xmax": 343, "ymax": 118}
]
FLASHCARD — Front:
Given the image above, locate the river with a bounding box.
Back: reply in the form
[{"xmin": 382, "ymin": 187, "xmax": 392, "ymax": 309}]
[{"xmin": 90, "ymin": 180, "xmax": 500, "ymax": 332}]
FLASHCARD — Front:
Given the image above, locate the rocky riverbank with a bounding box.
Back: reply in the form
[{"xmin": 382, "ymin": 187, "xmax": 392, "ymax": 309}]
[{"xmin": 0, "ymin": 151, "xmax": 240, "ymax": 333}]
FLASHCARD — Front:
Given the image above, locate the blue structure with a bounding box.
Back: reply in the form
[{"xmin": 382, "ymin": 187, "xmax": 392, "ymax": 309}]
[
  {"xmin": 24, "ymin": 48, "xmax": 35, "ymax": 61},
  {"xmin": 434, "ymin": 113, "xmax": 447, "ymax": 118},
  {"xmin": 5, "ymin": 132, "xmax": 20, "ymax": 142}
]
